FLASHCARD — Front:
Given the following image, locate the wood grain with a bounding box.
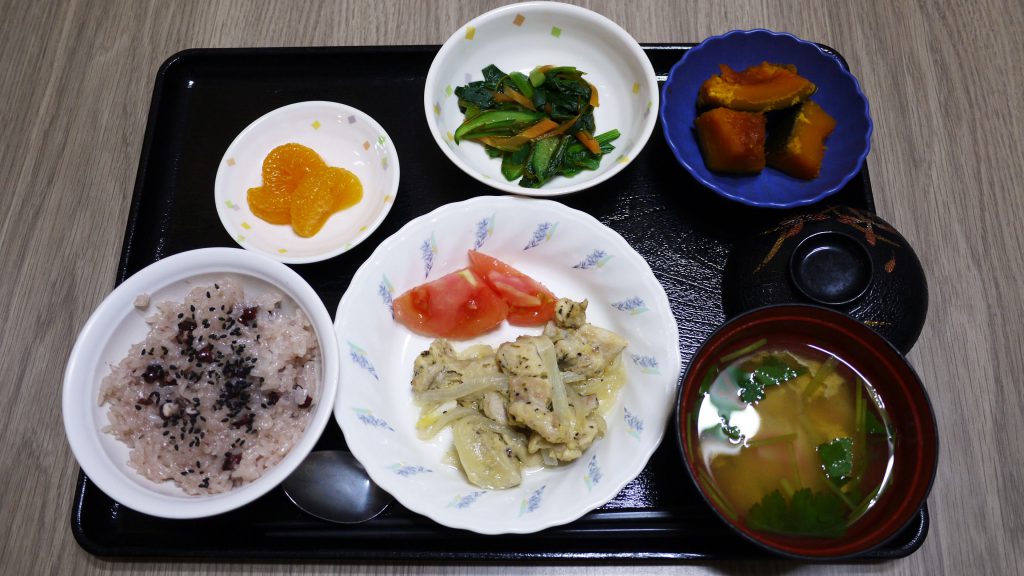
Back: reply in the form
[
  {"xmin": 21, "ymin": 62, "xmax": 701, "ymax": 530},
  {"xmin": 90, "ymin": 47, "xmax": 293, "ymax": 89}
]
[{"xmin": 1, "ymin": 0, "xmax": 1022, "ymax": 574}]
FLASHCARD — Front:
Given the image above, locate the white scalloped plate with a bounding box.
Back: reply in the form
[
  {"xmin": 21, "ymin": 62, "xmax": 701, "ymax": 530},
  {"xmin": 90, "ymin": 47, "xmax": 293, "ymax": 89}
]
[{"xmin": 334, "ymin": 196, "xmax": 680, "ymax": 534}]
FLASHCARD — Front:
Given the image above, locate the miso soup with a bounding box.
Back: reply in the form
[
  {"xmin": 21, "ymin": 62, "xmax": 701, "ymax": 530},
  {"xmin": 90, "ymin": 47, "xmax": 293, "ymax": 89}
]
[{"xmin": 692, "ymin": 337, "xmax": 894, "ymax": 538}]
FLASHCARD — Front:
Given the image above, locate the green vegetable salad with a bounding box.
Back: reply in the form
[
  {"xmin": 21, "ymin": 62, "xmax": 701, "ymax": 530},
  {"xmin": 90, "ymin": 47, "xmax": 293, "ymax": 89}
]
[{"xmin": 453, "ymin": 64, "xmax": 620, "ymax": 188}]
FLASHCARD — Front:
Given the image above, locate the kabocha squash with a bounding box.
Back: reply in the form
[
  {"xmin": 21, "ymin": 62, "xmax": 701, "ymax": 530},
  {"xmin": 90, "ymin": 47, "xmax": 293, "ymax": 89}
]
[
  {"xmin": 698, "ymin": 62, "xmax": 817, "ymax": 112},
  {"xmin": 766, "ymin": 100, "xmax": 836, "ymax": 179},
  {"xmin": 694, "ymin": 107, "xmax": 767, "ymax": 174}
]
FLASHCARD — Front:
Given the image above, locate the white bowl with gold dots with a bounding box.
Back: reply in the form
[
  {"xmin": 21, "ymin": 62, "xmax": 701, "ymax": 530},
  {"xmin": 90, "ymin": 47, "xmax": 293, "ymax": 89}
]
[
  {"xmin": 215, "ymin": 101, "xmax": 399, "ymax": 264},
  {"xmin": 424, "ymin": 1, "xmax": 659, "ymax": 197}
]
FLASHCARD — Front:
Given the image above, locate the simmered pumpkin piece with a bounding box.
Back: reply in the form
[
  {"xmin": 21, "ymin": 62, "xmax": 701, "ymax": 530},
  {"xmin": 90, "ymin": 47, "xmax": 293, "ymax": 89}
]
[
  {"xmin": 698, "ymin": 62, "xmax": 817, "ymax": 112},
  {"xmin": 766, "ymin": 100, "xmax": 837, "ymax": 179},
  {"xmin": 695, "ymin": 107, "xmax": 767, "ymax": 174}
]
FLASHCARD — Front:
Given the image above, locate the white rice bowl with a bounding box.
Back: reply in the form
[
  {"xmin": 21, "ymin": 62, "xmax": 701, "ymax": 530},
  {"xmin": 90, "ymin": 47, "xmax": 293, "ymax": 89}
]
[{"xmin": 63, "ymin": 248, "xmax": 339, "ymax": 519}]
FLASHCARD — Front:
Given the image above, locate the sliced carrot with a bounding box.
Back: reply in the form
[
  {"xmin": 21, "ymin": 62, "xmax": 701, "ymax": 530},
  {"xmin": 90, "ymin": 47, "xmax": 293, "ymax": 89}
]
[
  {"xmin": 543, "ymin": 114, "xmax": 582, "ymax": 139},
  {"xmin": 518, "ymin": 118, "xmax": 558, "ymax": 139},
  {"xmin": 575, "ymin": 131, "xmax": 602, "ymax": 155},
  {"xmin": 476, "ymin": 118, "xmax": 559, "ymax": 151},
  {"xmin": 502, "ymin": 86, "xmax": 536, "ymax": 111},
  {"xmin": 589, "ymin": 83, "xmax": 600, "ymax": 107}
]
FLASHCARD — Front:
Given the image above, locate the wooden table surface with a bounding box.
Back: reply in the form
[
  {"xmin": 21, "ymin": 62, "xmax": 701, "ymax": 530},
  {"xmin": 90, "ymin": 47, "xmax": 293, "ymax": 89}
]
[{"xmin": 2, "ymin": 0, "xmax": 1022, "ymax": 574}]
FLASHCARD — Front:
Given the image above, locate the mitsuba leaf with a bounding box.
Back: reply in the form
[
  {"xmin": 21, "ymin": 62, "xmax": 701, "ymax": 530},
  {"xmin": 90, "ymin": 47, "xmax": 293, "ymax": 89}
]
[
  {"xmin": 736, "ymin": 353, "xmax": 807, "ymax": 403},
  {"xmin": 746, "ymin": 489, "xmax": 847, "ymax": 538},
  {"xmin": 720, "ymin": 417, "xmax": 743, "ymax": 442},
  {"xmin": 865, "ymin": 410, "xmax": 887, "ymax": 435},
  {"xmin": 818, "ymin": 437, "xmax": 854, "ymax": 484}
]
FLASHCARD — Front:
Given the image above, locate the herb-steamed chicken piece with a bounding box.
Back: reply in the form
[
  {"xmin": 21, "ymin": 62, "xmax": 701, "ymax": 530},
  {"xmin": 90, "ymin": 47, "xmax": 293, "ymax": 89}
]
[
  {"xmin": 408, "ymin": 296, "xmax": 629, "ymax": 489},
  {"xmin": 411, "ymin": 339, "xmax": 511, "ymax": 438},
  {"xmin": 496, "ymin": 334, "xmax": 604, "ymax": 464},
  {"xmin": 497, "ymin": 335, "xmax": 569, "ymax": 444},
  {"xmin": 497, "ymin": 298, "xmax": 621, "ymax": 464},
  {"xmin": 544, "ymin": 298, "xmax": 629, "ymax": 378}
]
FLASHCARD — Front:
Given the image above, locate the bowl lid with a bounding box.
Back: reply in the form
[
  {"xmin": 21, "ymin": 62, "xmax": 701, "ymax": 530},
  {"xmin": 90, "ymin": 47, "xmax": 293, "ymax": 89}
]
[{"xmin": 723, "ymin": 205, "xmax": 928, "ymax": 353}]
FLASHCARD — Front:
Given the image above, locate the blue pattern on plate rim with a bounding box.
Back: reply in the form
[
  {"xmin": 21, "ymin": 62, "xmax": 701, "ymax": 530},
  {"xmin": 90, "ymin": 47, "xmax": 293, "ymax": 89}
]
[
  {"xmin": 352, "ymin": 407, "xmax": 394, "ymax": 431},
  {"xmin": 624, "ymin": 407, "xmax": 644, "ymax": 440},
  {"xmin": 611, "ymin": 296, "xmax": 649, "ymax": 315},
  {"xmin": 583, "ymin": 454, "xmax": 602, "ymax": 491},
  {"xmin": 348, "ymin": 342, "xmax": 380, "ymax": 380},
  {"xmin": 447, "ymin": 490, "xmax": 487, "ymax": 509},
  {"xmin": 524, "ymin": 222, "xmax": 558, "ymax": 250},
  {"xmin": 572, "ymin": 249, "xmax": 613, "ymax": 269},
  {"xmin": 421, "ymin": 232, "xmax": 438, "ymax": 278},
  {"xmin": 378, "ymin": 275, "xmax": 394, "ymax": 318},
  {"xmin": 473, "ymin": 213, "xmax": 495, "ymax": 250},
  {"xmin": 387, "ymin": 463, "xmax": 432, "ymax": 477},
  {"xmin": 630, "ymin": 353, "xmax": 660, "ymax": 375},
  {"xmin": 519, "ymin": 485, "xmax": 546, "ymax": 516}
]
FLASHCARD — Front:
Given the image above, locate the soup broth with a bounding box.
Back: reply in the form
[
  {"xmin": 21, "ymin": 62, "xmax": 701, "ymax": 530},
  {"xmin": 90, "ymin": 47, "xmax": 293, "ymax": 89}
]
[{"xmin": 693, "ymin": 338, "xmax": 894, "ymax": 538}]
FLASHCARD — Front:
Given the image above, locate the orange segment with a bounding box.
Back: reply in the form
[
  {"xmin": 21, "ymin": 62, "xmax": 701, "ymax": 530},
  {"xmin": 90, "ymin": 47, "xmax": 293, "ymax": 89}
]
[
  {"xmin": 290, "ymin": 168, "xmax": 341, "ymax": 237},
  {"xmin": 246, "ymin": 186, "xmax": 291, "ymax": 224},
  {"xmin": 246, "ymin": 143, "xmax": 363, "ymax": 237},
  {"xmin": 329, "ymin": 167, "xmax": 364, "ymax": 212},
  {"xmin": 262, "ymin": 143, "xmax": 326, "ymax": 198}
]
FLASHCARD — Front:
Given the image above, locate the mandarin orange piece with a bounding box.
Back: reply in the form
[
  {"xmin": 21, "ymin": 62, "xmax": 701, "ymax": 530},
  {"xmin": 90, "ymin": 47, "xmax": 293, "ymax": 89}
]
[
  {"xmin": 290, "ymin": 168, "xmax": 343, "ymax": 237},
  {"xmin": 329, "ymin": 167, "xmax": 364, "ymax": 212},
  {"xmin": 246, "ymin": 186, "xmax": 292, "ymax": 225},
  {"xmin": 262, "ymin": 143, "xmax": 326, "ymax": 198}
]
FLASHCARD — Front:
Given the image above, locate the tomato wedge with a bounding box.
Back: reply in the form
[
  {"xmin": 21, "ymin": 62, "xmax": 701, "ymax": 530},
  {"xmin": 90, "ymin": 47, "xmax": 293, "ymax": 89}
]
[
  {"xmin": 393, "ymin": 268, "xmax": 508, "ymax": 339},
  {"xmin": 468, "ymin": 250, "xmax": 557, "ymax": 326}
]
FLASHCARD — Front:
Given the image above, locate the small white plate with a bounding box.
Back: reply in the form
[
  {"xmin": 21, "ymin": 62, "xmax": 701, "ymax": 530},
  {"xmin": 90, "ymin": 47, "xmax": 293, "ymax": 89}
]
[
  {"xmin": 62, "ymin": 248, "xmax": 339, "ymax": 518},
  {"xmin": 334, "ymin": 196, "xmax": 681, "ymax": 534},
  {"xmin": 215, "ymin": 101, "xmax": 399, "ymax": 264}
]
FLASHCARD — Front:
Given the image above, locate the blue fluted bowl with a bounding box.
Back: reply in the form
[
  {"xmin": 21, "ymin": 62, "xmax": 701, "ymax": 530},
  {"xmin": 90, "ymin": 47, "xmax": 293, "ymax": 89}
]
[{"xmin": 661, "ymin": 29, "xmax": 873, "ymax": 208}]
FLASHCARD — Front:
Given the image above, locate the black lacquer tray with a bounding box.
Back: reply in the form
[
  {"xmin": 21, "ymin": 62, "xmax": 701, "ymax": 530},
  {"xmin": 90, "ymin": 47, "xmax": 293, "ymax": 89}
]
[{"xmin": 71, "ymin": 44, "xmax": 928, "ymax": 561}]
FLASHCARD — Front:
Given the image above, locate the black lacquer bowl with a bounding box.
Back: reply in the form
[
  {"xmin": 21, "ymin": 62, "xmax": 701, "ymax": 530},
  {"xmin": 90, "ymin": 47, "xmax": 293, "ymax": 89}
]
[{"xmin": 722, "ymin": 205, "xmax": 927, "ymax": 353}]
